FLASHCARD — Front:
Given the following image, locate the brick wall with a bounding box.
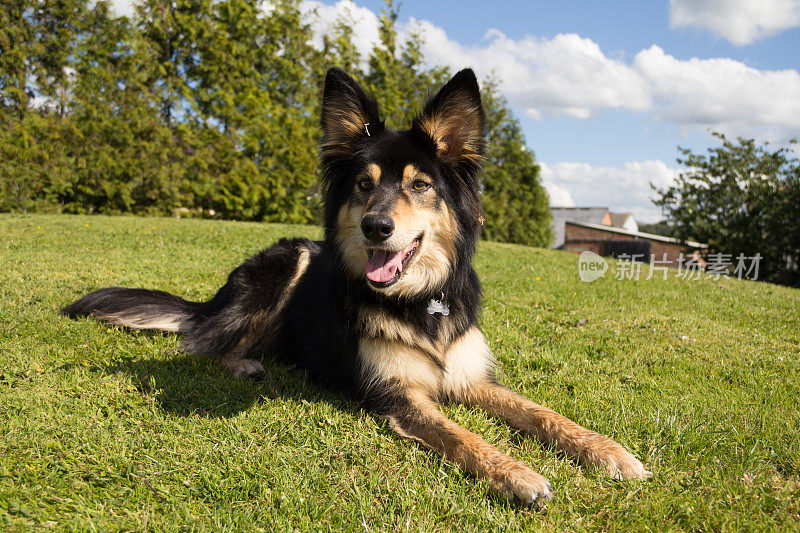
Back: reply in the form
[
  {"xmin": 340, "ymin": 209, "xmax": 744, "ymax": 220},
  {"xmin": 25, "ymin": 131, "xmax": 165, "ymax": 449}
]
[{"xmin": 564, "ymin": 223, "xmax": 698, "ymax": 268}]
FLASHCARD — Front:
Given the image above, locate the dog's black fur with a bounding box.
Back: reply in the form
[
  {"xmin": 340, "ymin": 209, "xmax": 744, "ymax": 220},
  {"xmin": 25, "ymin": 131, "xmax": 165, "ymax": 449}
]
[{"xmin": 63, "ymin": 68, "xmax": 650, "ymax": 505}]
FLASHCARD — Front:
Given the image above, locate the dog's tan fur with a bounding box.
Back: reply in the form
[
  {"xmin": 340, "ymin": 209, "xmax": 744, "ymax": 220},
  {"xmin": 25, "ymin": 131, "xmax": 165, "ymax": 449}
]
[
  {"xmin": 91, "ymin": 312, "xmax": 193, "ymax": 333},
  {"xmin": 320, "ymin": 95, "xmax": 375, "ymax": 159},
  {"xmin": 335, "ymin": 164, "xmax": 458, "ymax": 299},
  {"xmin": 417, "ymin": 93, "xmax": 484, "ymax": 164},
  {"xmin": 358, "ymin": 318, "xmax": 649, "ymax": 504},
  {"xmin": 387, "ymin": 388, "xmax": 553, "ymax": 504},
  {"xmin": 461, "ymin": 383, "xmax": 651, "ymax": 480}
]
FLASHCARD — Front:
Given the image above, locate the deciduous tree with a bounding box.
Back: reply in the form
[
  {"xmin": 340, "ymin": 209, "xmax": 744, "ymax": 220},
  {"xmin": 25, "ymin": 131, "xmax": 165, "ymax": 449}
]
[{"xmin": 654, "ymin": 132, "xmax": 800, "ymax": 285}]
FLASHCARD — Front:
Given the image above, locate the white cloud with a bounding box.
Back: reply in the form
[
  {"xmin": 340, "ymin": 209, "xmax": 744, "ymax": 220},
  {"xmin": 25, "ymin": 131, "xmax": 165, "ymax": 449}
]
[
  {"xmin": 634, "ymin": 45, "xmax": 800, "ymax": 135},
  {"xmin": 108, "ymin": 0, "xmax": 135, "ymax": 18},
  {"xmin": 302, "ymin": 0, "xmax": 382, "ymax": 64},
  {"xmin": 540, "ymin": 160, "xmax": 679, "ymax": 222},
  {"xmin": 542, "ymin": 180, "xmax": 575, "ymax": 207},
  {"xmin": 405, "ymin": 24, "xmax": 800, "ymax": 141},
  {"xmin": 417, "ymin": 26, "xmax": 653, "ymax": 121},
  {"xmin": 670, "ymin": 0, "xmax": 800, "ymax": 46}
]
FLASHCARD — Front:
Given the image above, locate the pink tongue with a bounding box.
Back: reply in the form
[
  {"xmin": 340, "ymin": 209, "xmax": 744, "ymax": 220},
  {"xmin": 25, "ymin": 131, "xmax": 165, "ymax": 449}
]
[{"xmin": 366, "ymin": 249, "xmax": 404, "ymax": 283}]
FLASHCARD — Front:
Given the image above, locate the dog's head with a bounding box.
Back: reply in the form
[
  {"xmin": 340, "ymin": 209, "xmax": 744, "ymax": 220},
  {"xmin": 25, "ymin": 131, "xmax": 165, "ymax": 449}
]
[{"xmin": 320, "ymin": 68, "xmax": 485, "ymax": 298}]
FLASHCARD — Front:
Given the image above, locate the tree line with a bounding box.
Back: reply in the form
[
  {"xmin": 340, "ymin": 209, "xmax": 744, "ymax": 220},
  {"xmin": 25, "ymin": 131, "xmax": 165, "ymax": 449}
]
[{"xmin": 0, "ymin": 0, "xmax": 553, "ymax": 247}]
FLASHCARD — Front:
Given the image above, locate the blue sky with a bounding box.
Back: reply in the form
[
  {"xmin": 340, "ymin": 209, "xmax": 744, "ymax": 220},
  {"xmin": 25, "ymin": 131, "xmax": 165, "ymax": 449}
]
[{"xmin": 111, "ymin": 0, "xmax": 800, "ymax": 222}]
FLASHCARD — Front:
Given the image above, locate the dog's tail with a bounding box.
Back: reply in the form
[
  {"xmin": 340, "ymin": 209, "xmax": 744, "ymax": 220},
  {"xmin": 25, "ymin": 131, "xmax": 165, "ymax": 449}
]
[{"xmin": 61, "ymin": 287, "xmax": 201, "ymax": 333}]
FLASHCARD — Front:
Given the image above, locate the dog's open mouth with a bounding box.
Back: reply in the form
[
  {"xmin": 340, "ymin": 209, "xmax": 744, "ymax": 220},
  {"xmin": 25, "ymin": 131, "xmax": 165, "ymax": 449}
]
[{"xmin": 365, "ymin": 234, "xmax": 422, "ymax": 288}]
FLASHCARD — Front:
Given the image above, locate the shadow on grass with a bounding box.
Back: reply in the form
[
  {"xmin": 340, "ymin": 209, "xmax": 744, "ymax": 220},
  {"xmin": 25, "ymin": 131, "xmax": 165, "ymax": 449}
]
[
  {"xmin": 100, "ymin": 342, "xmax": 552, "ymax": 511},
  {"xmin": 97, "ymin": 332, "xmax": 552, "ymax": 510},
  {"xmin": 105, "ymin": 343, "xmax": 356, "ymax": 419}
]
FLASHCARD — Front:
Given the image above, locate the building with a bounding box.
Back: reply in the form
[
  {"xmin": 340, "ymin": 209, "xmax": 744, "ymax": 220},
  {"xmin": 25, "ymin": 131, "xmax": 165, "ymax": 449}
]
[
  {"xmin": 550, "ymin": 207, "xmax": 638, "ymax": 248},
  {"xmin": 563, "ymin": 221, "xmax": 707, "ymax": 267}
]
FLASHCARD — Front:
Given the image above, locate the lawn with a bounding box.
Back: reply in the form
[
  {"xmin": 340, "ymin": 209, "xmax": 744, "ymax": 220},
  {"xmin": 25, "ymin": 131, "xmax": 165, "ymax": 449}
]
[{"xmin": 1, "ymin": 213, "xmax": 798, "ymax": 531}]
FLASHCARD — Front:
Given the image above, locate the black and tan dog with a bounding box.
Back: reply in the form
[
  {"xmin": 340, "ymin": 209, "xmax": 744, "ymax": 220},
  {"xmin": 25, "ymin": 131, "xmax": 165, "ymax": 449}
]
[{"xmin": 63, "ymin": 67, "xmax": 651, "ymax": 505}]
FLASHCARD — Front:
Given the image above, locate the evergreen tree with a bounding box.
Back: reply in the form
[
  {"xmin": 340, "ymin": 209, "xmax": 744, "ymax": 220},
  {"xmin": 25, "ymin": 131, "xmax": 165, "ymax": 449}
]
[
  {"xmin": 67, "ymin": 0, "xmax": 186, "ymax": 214},
  {"xmin": 28, "ymin": 0, "xmax": 85, "ymax": 117},
  {"xmin": 246, "ymin": 0, "xmax": 322, "ymax": 223},
  {"xmin": 1, "ymin": 0, "xmax": 86, "ymax": 116},
  {"xmin": 135, "ymin": 0, "xmax": 190, "ymax": 128},
  {"xmin": 181, "ymin": 0, "xmax": 321, "ymax": 222},
  {"xmin": 363, "ymin": 2, "xmax": 403, "ymax": 126},
  {"xmin": 363, "ymin": 1, "xmax": 443, "ymax": 127},
  {"xmin": 322, "ymin": 5, "xmax": 364, "ymax": 75},
  {"xmin": 480, "ymin": 79, "xmax": 552, "ymax": 247},
  {"xmin": 0, "ymin": 0, "xmax": 37, "ymax": 115},
  {"xmin": 0, "ymin": 0, "xmax": 85, "ymax": 211},
  {"xmin": 0, "ymin": 111, "xmax": 77, "ymax": 212}
]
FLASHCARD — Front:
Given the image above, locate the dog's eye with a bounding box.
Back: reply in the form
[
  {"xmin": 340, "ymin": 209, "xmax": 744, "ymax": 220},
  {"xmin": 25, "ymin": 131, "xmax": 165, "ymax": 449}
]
[
  {"xmin": 412, "ymin": 180, "xmax": 430, "ymax": 192},
  {"xmin": 358, "ymin": 178, "xmax": 374, "ymax": 191}
]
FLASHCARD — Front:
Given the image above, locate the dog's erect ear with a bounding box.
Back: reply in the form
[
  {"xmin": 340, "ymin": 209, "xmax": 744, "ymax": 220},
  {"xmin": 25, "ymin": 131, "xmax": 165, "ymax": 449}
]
[
  {"xmin": 412, "ymin": 69, "xmax": 485, "ymax": 165},
  {"xmin": 321, "ymin": 67, "xmax": 383, "ymax": 159}
]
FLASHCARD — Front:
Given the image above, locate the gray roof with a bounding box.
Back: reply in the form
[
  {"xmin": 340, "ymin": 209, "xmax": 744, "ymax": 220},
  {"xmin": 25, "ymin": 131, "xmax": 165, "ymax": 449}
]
[{"xmin": 550, "ymin": 207, "xmax": 609, "ymax": 248}]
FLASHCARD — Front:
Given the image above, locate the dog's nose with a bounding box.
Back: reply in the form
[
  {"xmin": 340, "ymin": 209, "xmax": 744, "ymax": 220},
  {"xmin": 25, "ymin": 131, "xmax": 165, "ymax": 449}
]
[{"xmin": 361, "ymin": 214, "xmax": 394, "ymax": 243}]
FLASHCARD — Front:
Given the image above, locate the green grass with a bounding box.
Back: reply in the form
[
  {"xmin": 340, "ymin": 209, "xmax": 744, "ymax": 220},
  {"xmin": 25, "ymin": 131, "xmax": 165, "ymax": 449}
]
[{"xmin": 1, "ymin": 213, "xmax": 799, "ymax": 531}]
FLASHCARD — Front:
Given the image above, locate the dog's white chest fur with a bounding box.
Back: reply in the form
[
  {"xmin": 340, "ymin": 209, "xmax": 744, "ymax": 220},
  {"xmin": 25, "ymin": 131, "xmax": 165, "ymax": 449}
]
[{"xmin": 358, "ymin": 326, "xmax": 494, "ymax": 398}]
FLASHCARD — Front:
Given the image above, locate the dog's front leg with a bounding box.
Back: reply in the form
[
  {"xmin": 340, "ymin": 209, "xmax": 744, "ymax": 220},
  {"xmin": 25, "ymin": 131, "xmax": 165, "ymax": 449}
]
[
  {"xmin": 384, "ymin": 389, "xmax": 553, "ymax": 506},
  {"xmin": 463, "ymin": 383, "xmax": 652, "ymax": 480}
]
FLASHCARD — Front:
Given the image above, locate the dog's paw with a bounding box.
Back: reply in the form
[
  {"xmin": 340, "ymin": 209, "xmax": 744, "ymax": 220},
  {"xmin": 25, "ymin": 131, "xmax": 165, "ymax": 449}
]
[
  {"xmin": 227, "ymin": 359, "xmax": 266, "ymax": 379},
  {"xmin": 595, "ymin": 443, "xmax": 652, "ymax": 480},
  {"xmin": 493, "ymin": 464, "xmax": 553, "ymax": 508}
]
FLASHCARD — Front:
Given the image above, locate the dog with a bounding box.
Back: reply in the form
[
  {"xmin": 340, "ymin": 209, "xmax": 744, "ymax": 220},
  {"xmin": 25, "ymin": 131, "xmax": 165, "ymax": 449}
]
[{"xmin": 63, "ymin": 67, "xmax": 651, "ymax": 506}]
